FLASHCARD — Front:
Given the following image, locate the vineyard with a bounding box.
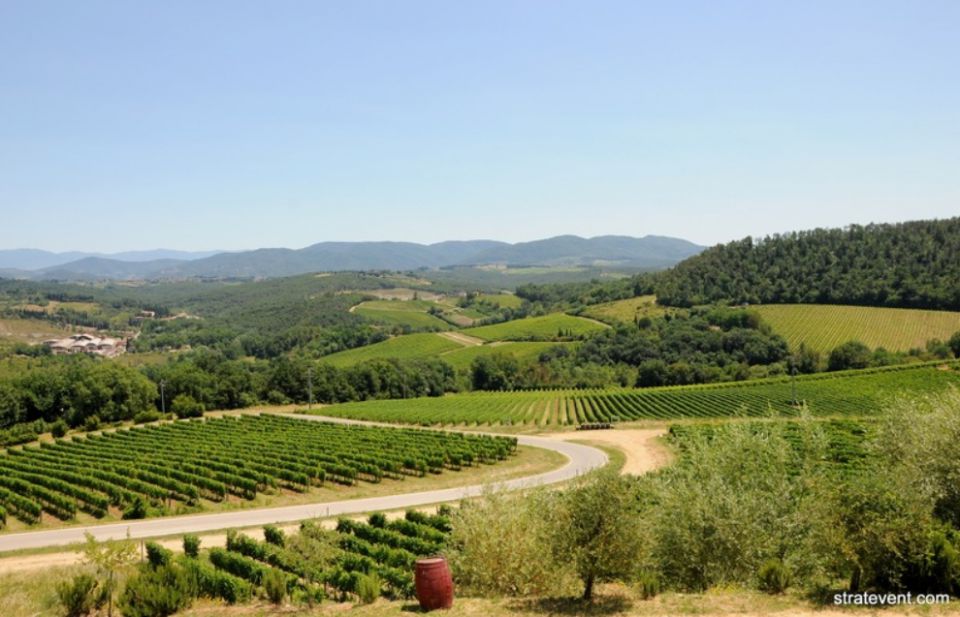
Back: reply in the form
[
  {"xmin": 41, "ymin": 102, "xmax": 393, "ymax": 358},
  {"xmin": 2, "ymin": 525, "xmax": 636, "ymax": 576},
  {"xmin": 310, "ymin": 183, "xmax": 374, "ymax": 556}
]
[
  {"xmin": 0, "ymin": 415, "xmax": 516, "ymax": 528},
  {"xmin": 752, "ymin": 304, "xmax": 960, "ymax": 353},
  {"xmin": 166, "ymin": 508, "xmax": 454, "ymax": 606},
  {"xmin": 320, "ymin": 333, "xmax": 464, "ymax": 367},
  {"xmin": 318, "ymin": 361, "xmax": 960, "ymax": 426},
  {"xmin": 462, "ymin": 313, "xmax": 607, "ymax": 341},
  {"xmin": 352, "ymin": 300, "xmax": 452, "ymax": 331}
]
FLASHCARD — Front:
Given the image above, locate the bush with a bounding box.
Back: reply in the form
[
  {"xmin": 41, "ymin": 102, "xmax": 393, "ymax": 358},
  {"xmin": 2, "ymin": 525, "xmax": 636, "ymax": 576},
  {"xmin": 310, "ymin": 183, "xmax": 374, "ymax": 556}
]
[
  {"xmin": 171, "ymin": 394, "xmax": 204, "ymax": 419},
  {"xmin": 51, "ymin": 419, "xmax": 68, "ymax": 438},
  {"xmin": 133, "ymin": 410, "xmax": 163, "ymax": 424},
  {"xmin": 145, "ymin": 542, "xmax": 172, "ymax": 568},
  {"xmin": 183, "ymin": 534, "xmax": 200, "ymax": 558},
  {"xmin": 827, "ymin": 340, "xmax": 871, "ymax": 371},
  {"xmin": 82, "ymin": 414, "xmax": 101, "ymax": 432},
  {"xmin": 448, "ymin": 488, "xmax": 574, "ymax": 597},
  {"xmin": 263, "ymin": 568, "xmax": 288, "ymax": 605},
  {"xmin": 122, "ymin": 496, "xmax": 148, "ymax": 520},
  {"xmin": 56, "ymin": 573, "xmax": 100, "ymax": 617},
  {"xmin": 263, "ymin": 525, "xmax": 285, "ymax": 547},
  {"xmin": 368, "ymin": 513, "xmax": 387, "ymax": 528},
  {"xmin": 757, "ymin": 558, "xmax": 791, "ymax": 594},
  {"xmin": 356, "ymin": 572, "xmax": 381, "ymax": 605},
  {"xmin": 118, "ymin": 565, "xmax": 193, "ymax": 617},
  {"xmin": 949, "ymin": 331, "xmax": 960, "ymax": 358},
  {"xmin": 636, "ymin": 570, "xmax": 660, "ymax": 600}
]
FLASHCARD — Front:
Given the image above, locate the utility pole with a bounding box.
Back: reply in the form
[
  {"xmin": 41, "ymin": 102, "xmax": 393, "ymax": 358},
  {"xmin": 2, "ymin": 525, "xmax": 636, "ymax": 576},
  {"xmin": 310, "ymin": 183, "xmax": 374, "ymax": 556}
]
[
  {"xmin": 307, "ymin": 367, "xmax": 314, "ymax": 410},
  {"xmin": 159, "ymin": 380, "xmax": 166, "ymax": 415}
]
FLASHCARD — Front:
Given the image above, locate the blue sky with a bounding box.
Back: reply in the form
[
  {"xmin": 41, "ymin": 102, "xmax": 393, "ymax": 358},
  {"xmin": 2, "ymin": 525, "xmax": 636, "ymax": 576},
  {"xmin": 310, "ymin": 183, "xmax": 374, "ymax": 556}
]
[{"xmin": 1, "ymin": 1, "xmax": 957, "ymax": 252}]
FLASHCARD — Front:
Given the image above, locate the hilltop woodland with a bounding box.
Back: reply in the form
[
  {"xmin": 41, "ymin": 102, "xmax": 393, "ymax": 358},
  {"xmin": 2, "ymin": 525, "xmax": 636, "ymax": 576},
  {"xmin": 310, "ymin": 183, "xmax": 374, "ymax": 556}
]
[{"xmin": 2, "ymin": 219, "xmax": 960, "ymax": 442}]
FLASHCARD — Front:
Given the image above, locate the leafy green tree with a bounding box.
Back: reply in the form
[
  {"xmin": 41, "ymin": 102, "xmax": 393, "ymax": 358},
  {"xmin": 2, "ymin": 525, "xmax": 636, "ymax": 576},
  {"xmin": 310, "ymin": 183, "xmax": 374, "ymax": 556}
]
[
  {"xmin": 82, "ymin": 532, "xmax": 138, "ymax": 617},
  {"xmin": 948, "ymin": 331, "xmax": 960, "ymax": 358},
  {"xmin": 171, "ymin": 394, "xmax": 204, "ymax": 419},
  {"xmin": 552, "ymin": 471, "xmax": 649, "ymax": 600},
  {"xmin": 828, "ymin": 341, "xmax": 872, "ymax": 371}
]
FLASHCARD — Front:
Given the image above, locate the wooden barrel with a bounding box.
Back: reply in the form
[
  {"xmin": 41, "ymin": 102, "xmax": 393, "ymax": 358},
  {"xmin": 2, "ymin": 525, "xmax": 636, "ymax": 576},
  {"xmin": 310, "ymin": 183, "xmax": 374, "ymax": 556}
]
[{"xmin": 415, "ymin": 556, "xmax": 454, "ymax": 610}]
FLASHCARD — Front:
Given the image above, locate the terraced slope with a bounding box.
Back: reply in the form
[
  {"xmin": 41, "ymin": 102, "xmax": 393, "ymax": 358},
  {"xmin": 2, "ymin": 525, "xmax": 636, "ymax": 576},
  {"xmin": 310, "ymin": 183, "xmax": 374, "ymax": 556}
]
[
  {"xmin": 316, "ymin": 361, "xmax": 960, "ymax": 426},
  {"xmin": 753, "ymin": 304, "xmax": 960, "ymax": 353}
]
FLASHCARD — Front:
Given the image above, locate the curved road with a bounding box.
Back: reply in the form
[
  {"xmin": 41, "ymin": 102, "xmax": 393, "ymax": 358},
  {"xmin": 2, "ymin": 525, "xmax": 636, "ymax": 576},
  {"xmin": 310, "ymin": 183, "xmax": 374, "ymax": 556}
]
[{"xmin": 0, "ymin": 414, "xmax": 607, "ymax": 552}]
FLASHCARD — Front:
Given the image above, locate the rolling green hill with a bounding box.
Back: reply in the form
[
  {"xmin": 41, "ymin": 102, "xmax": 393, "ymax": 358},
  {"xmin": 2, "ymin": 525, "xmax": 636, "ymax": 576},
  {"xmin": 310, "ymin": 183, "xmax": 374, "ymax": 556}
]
[
  {"xmin": 313, "ymin": 361, "xmax": 960, "ymax": 426},
  {"xmin": 462, "ymin": 313, "xmax": 607, "ymax": 342},
  {"xmin": 753, "ymin": 304, "xmax": 960, "ymax": 353},
  {"xmin": 352, "ymin": 300, "xmax": 452, "ymax": 330},
  {"xmin": 319, "ymin": 333, "xmax": 464, "ymax": 367}
]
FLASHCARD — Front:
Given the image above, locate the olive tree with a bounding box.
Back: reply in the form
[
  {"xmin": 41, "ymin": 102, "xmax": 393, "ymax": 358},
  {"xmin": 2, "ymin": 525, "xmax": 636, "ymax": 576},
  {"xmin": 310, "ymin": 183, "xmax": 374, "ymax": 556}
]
[{"xmin": 551, "ymin": 470, "xmax": 650, "ymax": 600}]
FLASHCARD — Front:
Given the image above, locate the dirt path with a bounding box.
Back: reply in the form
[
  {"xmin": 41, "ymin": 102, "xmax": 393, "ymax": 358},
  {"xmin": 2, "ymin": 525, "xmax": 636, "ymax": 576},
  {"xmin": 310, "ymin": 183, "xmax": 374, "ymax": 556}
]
[
  {"xmin": 438, "ymin": 331, "xmax": 485, "ymax": 347},
  {"xmin": 538, "ymin": 428, "xmax": 672, "ymax": 475}
]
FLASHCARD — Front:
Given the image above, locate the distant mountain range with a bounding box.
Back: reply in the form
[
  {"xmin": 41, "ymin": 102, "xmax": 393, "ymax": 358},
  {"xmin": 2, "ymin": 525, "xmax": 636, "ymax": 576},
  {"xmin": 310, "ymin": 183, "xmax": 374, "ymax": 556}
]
[{"xmin": 0, "ymin": 236, "xmax": 704, "ymax": 281}]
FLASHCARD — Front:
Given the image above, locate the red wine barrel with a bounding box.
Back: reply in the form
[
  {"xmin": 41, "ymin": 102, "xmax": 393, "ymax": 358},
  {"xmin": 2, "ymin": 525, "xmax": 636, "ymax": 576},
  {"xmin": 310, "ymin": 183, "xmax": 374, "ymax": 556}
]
[{"xmin": 415, "ymin": 557, "xmax": 454, "ymax": 610}]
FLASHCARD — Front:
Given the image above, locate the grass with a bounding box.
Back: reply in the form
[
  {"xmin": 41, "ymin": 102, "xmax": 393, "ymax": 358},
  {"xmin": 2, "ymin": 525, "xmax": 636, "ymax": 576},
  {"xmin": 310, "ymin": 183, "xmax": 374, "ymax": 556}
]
[
  {"xmin": 463, "ymin": 313, "xmax": 608, "ymax": 342},
  {"xmin": 6, "ymin": 575, "xmax": 950, "ymax": 617},
  {"xmin": 753, "ymin": 303, "xmax": 960, "ymax": 353},
  {"xmin": 0, "ymin": 317, "xmax": 71, "ymax": 344},
  {"xmin": 319, "ymin": 333, "xmax": 465, "ymax": 367},
  {"xmin": 581, "ymin": 296, "xmax": 674, "ymax": 324},
  {"xmin": 315, "ymin": 361, "xmax": 960, "ymax": 426}
]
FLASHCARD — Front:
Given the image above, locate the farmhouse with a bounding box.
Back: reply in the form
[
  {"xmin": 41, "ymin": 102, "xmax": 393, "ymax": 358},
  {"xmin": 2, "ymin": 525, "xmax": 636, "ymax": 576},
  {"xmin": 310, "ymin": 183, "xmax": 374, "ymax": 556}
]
[{"xmin": 43, "ymin": 333, "xmax": 125, "ymax": 357}]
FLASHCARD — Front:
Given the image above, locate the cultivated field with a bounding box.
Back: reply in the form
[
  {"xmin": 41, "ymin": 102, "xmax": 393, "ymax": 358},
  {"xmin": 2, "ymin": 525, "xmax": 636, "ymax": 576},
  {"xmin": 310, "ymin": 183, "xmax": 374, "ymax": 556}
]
[
  {"xmin": 462, "ymin": 313, "xmax": 607, "ymax": 341},
  {"xmin": 0, "ymin": 415, "xmax": 516, "ymax": 530},
  {"xmin": 316, "ymin": 361, "xmax": 960, "ymax": 426},
  {"xmin": 475, "ymin": 293, "xmax": 523, "ymax": 309},
  {"xmin": 752, "ymin": 303, "xmax": 960, "ymax": 353},
  {"xmin": 352, "ymin": 300, "xmax": 451, "ymax": 330},
  {"xmin": 581, "ymin": 295, "xmax": 672, "ymax": 324},
  {"xmin": 319, "ymin": 333, "xmax": 464, "ymax": 367}
]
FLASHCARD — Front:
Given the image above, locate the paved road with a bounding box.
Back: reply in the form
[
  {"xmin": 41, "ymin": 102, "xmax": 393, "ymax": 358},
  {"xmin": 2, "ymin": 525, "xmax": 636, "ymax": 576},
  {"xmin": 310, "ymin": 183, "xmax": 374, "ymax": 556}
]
[{"xmin": 0, "ymin": 415, "xmax": 607, "ymax": 552}]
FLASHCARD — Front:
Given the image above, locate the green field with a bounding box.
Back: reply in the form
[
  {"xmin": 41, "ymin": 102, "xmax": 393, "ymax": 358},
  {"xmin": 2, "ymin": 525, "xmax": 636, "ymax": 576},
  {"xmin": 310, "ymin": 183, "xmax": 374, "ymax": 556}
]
[
  {"xmin": 581, "ymin": 295, "xmax": 672, "ymax": 324},
  {"xmin": 315, "ymin": 361, "xmax": 960, "ymax": 426},
  {"xmin": 319, "ymin": 333, "xmax": 464, "ymax": 367},
  {"xmin": 476, "ymin": 293, "xmax": 524, "ymax": 309},
  {"xmin": 462, "ymin": 313, "xmax": 607, "ymax": 341},
  {"xmin": 0, "ymin": 415, "xmax": 515, "ymax": 528},
  {"xmin": 753, "ymin": 304, "xmax": 960, "ymax": 353},
  {"xmin": 440, "ymin": 342, "xmax": 571, "ymax": 370},
  {"xmin": 352, "ymin": 300, "xmax": 452, "ymax": 331}
]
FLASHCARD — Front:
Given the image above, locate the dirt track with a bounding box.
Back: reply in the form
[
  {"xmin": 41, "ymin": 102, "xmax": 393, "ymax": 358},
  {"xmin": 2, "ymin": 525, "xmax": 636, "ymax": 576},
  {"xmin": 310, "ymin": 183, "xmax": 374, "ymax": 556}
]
[{"xmin": 539, "ymin": 428, "xmax": 672, "ymax": 475}]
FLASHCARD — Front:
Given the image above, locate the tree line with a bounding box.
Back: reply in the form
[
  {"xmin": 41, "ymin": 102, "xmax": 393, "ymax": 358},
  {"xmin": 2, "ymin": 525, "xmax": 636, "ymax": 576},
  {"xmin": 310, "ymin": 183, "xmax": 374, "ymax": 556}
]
[{"xmin": 654, "ymin": 218, "xmax": 960, "ymax": 310}]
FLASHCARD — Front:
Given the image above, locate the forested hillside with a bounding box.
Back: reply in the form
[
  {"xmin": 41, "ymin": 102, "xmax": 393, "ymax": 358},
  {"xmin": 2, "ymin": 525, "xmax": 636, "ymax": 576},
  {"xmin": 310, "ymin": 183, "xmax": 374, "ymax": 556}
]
[{"xmin": 655, "ymin": 218, "xmax": 960, "ymax": 310}]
